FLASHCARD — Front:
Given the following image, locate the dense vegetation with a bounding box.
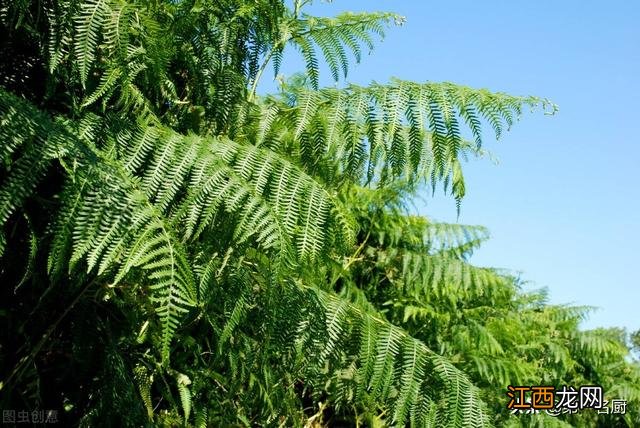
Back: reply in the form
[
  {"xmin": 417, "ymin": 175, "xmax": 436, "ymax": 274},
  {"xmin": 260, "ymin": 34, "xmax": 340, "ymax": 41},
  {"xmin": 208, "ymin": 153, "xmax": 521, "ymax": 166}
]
[{"xmin": 1, "ymin": 1, "xmax": 638, "ymax": 426}]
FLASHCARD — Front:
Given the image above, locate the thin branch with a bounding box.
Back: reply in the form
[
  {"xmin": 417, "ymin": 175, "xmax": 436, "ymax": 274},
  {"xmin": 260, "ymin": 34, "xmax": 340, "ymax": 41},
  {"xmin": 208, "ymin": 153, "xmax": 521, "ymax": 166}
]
[{"xmin": 249, "ymin": 47, "xmax": 278, "ymax": 101}]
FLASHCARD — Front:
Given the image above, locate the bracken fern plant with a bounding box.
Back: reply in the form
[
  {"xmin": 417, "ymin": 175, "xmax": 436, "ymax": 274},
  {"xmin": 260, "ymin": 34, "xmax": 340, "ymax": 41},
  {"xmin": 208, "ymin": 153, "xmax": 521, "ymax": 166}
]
[{"xmin": 1, "ymin": 0, "xmax": 638, "ymax": 427}]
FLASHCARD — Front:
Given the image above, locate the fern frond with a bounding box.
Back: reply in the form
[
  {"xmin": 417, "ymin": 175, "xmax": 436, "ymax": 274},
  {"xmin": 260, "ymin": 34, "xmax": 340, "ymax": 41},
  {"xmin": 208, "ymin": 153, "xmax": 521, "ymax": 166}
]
[
  {"xmin": 0, "ymin": 89, "xmax": 198, "ymax": 364},
  {"xmin": 73, "ymin": 0, "xmax": 109, "ymax": 86},
  {"xmin": 47, "ymin": 0, "xmax": 76, "ymax": 73},
  {"xmin": 0, "ymin": 98, "xmax": 67, "ymax": 226},
  {"xmin": 82, "ymin": 65, "xmax": 122, "ymax": 107},
  {"xmin": 258, "ymin": 80, "xmax": 555, "ymax": 198},
  {"xmin": 299, "ymin": 285, "xmax": 492, "ymax": 428},
  {"xmin": 118, "ymin": 215, "xmax": 196, "ymax": 363},
  {"xmin": 288, "ymin": 12, "xmax": 401, "ymax": 86},
  {"xmin": 218, "ymin": 268, "xmax": 252, "ymax": 348},
  {"xmin": 60, "ymin": 166, "xmax": 197, "ymax": 364},
  {"xmin": 133, "ymin": 364, "xmax": 154, "ymax": 421},
  {"xmin": 571, "ymin": 329, "xmax": 628, "ymax": 360},
  {"xmin": 176, "ymin": 372, "xmax": 192, "ymax": 424}
]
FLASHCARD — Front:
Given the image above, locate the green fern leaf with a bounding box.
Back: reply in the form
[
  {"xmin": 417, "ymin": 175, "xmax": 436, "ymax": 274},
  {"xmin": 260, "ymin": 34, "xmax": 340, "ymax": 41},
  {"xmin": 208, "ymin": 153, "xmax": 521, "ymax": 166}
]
[{"xmin": 73, "ymin": 0, "xmax": 108, "ymax": 87}]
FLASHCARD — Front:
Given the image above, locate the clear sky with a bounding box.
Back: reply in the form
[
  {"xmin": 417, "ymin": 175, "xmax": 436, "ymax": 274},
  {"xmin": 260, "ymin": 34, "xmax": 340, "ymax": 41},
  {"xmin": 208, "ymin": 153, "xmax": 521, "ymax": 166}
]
[{"xmin": 261, "ymin": 1, "xmax": 640, "ymax": 332}]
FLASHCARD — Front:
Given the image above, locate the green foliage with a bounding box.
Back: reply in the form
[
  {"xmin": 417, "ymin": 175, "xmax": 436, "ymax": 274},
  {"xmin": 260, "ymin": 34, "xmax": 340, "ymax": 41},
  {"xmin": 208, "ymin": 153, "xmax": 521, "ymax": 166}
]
[
  {"xmin": 286, "ymin": 11, "xmax": 402, "ymax": 89},
  {"xmin": 255, "ymin": 79, "xmax": 555, "ymax": 207},
  {"xmin": 1, "ymin": 1, "xmax": 638, "ymax": 427}
]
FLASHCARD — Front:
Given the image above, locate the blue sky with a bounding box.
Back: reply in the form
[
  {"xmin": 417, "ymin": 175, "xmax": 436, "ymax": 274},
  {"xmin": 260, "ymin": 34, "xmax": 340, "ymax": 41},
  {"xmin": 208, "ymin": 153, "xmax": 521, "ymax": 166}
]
[{"xmin": 261, "ymin": 1, "xmax": 640, "ymax": 332}]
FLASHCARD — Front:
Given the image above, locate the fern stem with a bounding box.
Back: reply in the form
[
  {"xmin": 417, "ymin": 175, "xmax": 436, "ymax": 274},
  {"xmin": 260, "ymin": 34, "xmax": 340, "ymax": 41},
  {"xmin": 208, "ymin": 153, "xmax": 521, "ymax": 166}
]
[
  {"xmin": 331, "ymin": 230, "xmax": 370, "ymax": 287},
  {"xmin": 249, "ymin": 47, "xmax": 277, "ymax": 101}
]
